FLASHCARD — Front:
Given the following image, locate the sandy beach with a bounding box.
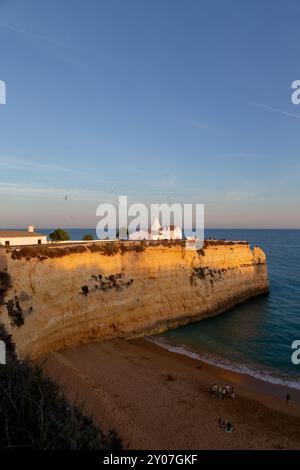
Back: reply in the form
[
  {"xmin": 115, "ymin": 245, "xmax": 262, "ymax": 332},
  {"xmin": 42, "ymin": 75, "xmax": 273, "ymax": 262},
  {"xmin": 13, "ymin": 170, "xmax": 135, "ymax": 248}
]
[{"xmin": 39, "ymin": 339, "xmax": 300, "ymax": 450}]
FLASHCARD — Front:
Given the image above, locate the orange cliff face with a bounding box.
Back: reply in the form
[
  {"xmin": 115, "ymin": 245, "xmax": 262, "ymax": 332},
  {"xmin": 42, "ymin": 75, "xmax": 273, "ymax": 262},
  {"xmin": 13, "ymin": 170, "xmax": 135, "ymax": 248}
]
[{"xmin": 0, "ymin": 243, "xmax": 269, "ymax": 359}]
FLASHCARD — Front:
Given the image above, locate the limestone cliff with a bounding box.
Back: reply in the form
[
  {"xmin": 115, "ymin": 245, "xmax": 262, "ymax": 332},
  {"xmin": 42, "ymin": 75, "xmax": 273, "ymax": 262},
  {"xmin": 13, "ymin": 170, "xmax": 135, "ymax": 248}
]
[{"xmin": 0, "ymin": 242, "xmax": 269, "ymax": 359}]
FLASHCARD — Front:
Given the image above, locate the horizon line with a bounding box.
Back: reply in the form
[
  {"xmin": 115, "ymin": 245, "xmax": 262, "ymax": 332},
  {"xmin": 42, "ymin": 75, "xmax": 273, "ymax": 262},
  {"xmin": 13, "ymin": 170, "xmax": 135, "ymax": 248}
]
[{"xmin": 0, "ymin": 226, "xmax": 300, "ymax": 231}]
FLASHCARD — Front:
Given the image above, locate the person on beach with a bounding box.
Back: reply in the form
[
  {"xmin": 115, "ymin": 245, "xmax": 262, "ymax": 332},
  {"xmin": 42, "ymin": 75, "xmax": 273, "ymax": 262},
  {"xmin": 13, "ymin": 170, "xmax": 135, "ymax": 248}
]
[
  {"xmin": 211, "ymin": 384, "xmax": 218, "ymax": 395},
  {"xmin": 218, "ymin": 386, "xmax": 222, "ymax": 399},
  {"xmin": 286, "ymin": 393, "xmax": 291, "ymax": 404},
  {"xmin": 225, "ymin": 384, "xmax": 230, "ymax": 395},
  {"xmin": 231, "ymin": 386, "xmax": 235, "ymax": 400},
  {"xmin": 222, "ymin": 387, "xmax": 226, "ymax": 400},
  {"xmin": 225, "ymin": 421, "xmax": 233, "ymax": 433}
]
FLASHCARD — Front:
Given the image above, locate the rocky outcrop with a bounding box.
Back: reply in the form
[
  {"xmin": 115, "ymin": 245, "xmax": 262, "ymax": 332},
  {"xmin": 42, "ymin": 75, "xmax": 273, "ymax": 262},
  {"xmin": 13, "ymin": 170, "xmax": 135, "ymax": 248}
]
[{"xmin": 0, "ymin": 242, "xmax": 269, "ymax": 359}]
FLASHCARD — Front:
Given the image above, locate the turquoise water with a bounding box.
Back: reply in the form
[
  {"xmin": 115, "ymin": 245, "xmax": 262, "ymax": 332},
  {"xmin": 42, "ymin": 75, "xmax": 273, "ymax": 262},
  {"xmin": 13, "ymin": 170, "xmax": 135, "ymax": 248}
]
[
  {"xmin": 154, "ymin": 229, "xmax": 300, "ymax": 388},
  {"xmin": 37, "ymin": 228, "xmax": 300, "ymax": 387}
]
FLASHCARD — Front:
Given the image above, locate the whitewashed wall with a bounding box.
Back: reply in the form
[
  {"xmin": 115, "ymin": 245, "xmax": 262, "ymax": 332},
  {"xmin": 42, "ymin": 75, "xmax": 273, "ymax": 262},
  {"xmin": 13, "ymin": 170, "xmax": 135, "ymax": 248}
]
[{"xmin": 0, "ymin": 236, "xmax": 47, "ymax": 246}]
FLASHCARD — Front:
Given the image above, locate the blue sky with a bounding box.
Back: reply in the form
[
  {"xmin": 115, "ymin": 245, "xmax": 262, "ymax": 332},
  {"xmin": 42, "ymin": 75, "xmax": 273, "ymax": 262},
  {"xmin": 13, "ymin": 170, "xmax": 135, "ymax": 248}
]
[{"xmin": 0, "ymin": 0, "xmax": 300, "ymax": 228}]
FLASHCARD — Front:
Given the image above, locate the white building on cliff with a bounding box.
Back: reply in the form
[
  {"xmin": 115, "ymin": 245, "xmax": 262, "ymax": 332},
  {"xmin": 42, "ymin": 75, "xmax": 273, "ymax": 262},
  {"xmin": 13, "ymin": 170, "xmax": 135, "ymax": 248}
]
[
  {"xmin": 129, "ymin": 217, "xmax": 182, "ymax": 241},
  {"xmin": 0, "ymin": 226, "xmax": 47, "ymax": 247}
]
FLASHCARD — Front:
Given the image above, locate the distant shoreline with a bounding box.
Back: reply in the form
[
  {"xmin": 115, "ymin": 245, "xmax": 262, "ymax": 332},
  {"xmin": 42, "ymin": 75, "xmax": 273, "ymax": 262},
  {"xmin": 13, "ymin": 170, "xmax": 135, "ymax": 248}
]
[{"xmin": 147, "ymin": 337, "xmax": 300, "ymax": 406}]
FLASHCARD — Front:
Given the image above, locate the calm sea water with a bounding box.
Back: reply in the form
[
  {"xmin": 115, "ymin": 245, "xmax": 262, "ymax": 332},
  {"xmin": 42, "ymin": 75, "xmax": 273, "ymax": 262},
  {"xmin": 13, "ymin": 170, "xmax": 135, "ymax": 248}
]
[
  {"xmin": 35, "ymin": 228, "xmax": 300, "ymax": 387},
  {"xmin": 154, "ymin": 229, "xmax": 300, "ymax": 389}
]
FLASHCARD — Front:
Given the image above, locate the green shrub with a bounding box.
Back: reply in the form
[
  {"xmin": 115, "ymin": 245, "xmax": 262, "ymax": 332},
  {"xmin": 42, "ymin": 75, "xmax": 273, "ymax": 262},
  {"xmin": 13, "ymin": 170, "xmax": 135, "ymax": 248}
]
[
  {"xmin": 83, "ymin": 234, "xmax": 93, "ymax": 241},
  {"xmin": 49, "ymin": 229, "xmax": 70, "ymax": 242}
]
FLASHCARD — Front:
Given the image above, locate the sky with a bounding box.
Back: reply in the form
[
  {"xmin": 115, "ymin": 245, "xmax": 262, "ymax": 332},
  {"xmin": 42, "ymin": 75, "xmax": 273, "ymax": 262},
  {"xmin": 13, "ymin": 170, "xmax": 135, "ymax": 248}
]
[{"xmin": 0, "ymin": 0, "xmax": 300, "ymax": 228}]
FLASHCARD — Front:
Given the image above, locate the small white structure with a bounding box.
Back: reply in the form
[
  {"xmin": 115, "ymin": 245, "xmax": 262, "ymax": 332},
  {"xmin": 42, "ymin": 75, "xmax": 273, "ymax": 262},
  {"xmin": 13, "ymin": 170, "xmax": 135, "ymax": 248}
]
[
  {"xmin": 0, "ymin": 226, "xmax": 47, "ymax": 247},
  {"xmin": 129, "ymin": 217, "xmax": 182, "ymax": 241}
]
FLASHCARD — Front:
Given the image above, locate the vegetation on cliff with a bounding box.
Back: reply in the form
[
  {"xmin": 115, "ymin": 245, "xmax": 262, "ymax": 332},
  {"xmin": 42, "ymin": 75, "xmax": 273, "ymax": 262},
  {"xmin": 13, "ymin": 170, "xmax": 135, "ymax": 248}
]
[
  {"xmin": 10, "ymin": 242, "xmax": 119, "ymax": 260},
  {"xmin": 7, "ymin": 238, "xmax": 249, "ymax": 261},
  {"xmin": 0, "ymin": 357, "xmax": 122, "ymax": 450},
  {"xmin": 0, "ymin": 298, "xmax": 121, "ymax": 450}
]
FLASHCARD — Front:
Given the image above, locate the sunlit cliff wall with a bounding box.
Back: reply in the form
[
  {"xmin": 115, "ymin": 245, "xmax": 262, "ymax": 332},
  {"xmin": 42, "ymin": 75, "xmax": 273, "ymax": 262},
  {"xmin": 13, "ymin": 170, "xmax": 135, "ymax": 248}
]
[{"xmin": 0, "ymin": 243, "xmax": 269, "ymax": 359}]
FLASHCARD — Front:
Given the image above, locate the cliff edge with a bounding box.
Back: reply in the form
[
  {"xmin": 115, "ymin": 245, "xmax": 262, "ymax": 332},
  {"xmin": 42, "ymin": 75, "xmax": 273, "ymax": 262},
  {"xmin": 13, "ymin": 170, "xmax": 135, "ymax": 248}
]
[{"xmin": 0, "ymin": 241, "xmax": 269, "ymax": 359}]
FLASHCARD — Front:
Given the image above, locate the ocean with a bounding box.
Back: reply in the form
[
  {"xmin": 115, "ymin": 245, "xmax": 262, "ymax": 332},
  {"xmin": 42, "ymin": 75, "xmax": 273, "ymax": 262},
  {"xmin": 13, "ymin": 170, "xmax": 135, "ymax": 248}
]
[
  {"xmin": 37, "ymin": 228, "xmax": 300, "ymax": 388},
  {"xmin": 153, "ymin": 229, "xmax": 300, "ymax": 390}
]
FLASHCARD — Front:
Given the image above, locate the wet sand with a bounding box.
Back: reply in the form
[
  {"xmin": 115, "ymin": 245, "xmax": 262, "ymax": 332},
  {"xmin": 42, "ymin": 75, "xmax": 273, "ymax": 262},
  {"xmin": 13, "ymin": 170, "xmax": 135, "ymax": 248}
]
[{"xmin": 39, "ymin": 339, "xmax": 300, "ymax": 450}]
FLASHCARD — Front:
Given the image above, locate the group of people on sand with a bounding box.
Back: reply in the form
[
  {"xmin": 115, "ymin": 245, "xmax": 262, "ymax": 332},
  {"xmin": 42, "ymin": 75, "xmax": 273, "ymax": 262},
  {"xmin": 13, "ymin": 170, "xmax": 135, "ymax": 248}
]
[
  {"xmin": 218, "ymin": 417, "xmax": 233, "ymax": 433},
  {"xmin": 211, "ymin": 383, "xmax": 235, "ymax": 400}
]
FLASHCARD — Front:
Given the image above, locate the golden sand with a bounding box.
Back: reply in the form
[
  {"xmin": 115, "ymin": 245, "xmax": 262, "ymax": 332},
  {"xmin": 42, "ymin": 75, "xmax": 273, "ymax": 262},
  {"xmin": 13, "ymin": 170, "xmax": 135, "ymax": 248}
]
[{"xmin": 39, "ymin": 338, "xmax": 300, "ymax": 450}]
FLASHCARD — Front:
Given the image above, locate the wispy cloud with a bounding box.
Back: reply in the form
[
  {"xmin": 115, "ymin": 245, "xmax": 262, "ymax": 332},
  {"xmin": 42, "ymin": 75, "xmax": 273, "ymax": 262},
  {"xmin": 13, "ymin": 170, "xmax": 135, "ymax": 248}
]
[
  {"xmin": 0, "ymin": 21, "xmax": 131, "ymax": 69},
  {"xmin": 247, "ymin": 100, "xmax": 300, "ymax": 119},
  {"xmin": 0, "ymin": 157, "xmax": 91, "ymax": 175},
  {"xmin": 0, "ymin": 22, "xmax": 90, "ymax": 69},
  {"xmin": 0, "ymin": 182, "xmax": 105, "ymax": 201},
  {"xmin": 0, "ymin": 22, "xmax": 83, "ymax": 53}
]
